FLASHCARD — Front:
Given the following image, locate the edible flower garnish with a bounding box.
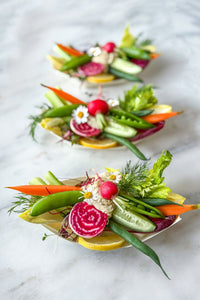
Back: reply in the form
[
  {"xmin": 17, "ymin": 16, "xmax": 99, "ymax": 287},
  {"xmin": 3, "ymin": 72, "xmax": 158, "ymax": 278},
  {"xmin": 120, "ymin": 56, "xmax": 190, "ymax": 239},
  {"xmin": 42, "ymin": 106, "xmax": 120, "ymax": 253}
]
[{"xmin": 72, "ymin": 105, "xmax": 89, "ymax": 124}]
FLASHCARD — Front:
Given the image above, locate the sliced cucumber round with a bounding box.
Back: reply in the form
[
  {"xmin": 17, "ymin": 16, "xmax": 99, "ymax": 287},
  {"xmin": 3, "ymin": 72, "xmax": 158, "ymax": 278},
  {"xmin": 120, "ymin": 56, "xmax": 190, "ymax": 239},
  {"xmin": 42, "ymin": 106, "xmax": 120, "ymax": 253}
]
[{"xmin": 112, "ymin": 206, "xmax": 156, "ymax": 232}]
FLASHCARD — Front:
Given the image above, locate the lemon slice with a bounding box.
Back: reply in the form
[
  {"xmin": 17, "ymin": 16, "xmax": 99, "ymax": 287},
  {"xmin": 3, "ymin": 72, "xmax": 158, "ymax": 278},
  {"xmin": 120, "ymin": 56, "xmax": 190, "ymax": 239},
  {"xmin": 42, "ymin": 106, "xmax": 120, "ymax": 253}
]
[
  {"xmin": 78, "ymin": 231, "xmax": 125, "ymax": 251},
  {"xmin": 167, "ymin": 192, "xmax": 186, "ymax": 204},
  {"xmin": 150, "ymin": 105, "xmax": 172, "ymax": 114},
  {"xmin": 80, "ymin": 137, "xmax": 117, "ymax": 149},
  {"xmin": 86, "ymin": 74, "xmax": 115, "ymax": 83}
]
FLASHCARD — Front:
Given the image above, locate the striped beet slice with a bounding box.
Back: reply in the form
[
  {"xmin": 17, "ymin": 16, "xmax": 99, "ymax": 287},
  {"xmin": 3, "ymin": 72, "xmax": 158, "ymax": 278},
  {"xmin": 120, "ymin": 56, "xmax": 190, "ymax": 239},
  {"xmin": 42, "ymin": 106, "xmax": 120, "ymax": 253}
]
[
  {"xmin": 70, "ymin": 119, "xmax": 101, "ymax": 137},
  {"xmin": 69, "ymin": 202, "xmax": 108, "ymax": 238},
  {"xmin": 78, "ymin": 62, "xmax": 104, "ymax": 76}
]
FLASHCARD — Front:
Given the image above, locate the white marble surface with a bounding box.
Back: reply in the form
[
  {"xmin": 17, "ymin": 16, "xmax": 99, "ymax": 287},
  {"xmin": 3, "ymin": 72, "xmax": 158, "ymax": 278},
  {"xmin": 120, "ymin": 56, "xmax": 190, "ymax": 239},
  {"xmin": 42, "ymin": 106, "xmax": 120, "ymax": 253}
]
[{"xmin": 1, "ymin": 0, "xmax": 200, "ymax": 299}]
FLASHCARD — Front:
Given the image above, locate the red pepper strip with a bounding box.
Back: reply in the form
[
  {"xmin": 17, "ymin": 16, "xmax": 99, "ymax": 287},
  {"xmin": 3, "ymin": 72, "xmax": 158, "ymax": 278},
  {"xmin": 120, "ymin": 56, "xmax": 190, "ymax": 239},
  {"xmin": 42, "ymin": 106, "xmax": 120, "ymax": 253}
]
[
  {"xmin": 57, "ymin": 44, "xmax": 84, "ymax": 57},
  {"xmin": 41, "ymin": 84, "xmax": 85, "ymax": 105}
]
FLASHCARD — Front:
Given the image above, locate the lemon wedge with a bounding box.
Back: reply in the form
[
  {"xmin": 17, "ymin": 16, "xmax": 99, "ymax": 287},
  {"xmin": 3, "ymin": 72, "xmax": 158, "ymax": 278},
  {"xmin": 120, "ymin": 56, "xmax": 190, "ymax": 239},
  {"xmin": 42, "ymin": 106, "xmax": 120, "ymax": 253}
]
[
  {"xmin": 78, "ymin": 231, "xmax": 125, "ymax": 251},
  {"xmin": 80, "ymin": 137, "xmax": 117, "ymax": 149}
]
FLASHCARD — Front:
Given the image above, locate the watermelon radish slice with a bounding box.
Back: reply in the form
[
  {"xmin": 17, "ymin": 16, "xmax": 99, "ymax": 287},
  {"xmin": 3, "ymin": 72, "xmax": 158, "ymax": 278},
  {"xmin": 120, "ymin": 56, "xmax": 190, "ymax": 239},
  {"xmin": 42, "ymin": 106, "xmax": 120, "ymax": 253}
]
[
  {"xmin": 78, "ymin": 62, "xmax": 104, "ymax": 76},
  {"xmin": 130, "ymin": 58, "xmax": 150, "ymax": 69},
  {"xmin": 69, "ymin": 202, "xmax": 108, "ymax": 238},
  {"xmin": 70, "ymin": 119, "xmax": 101, "ymax": 137}
]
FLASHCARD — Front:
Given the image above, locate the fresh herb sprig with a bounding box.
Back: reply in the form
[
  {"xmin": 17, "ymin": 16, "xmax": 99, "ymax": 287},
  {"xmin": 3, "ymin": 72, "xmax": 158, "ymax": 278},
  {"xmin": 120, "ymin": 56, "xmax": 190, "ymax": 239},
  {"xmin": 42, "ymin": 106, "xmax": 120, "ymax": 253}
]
[{"xmin": 8, "ymin": 194, "xmax": 40, "ymax": 215}]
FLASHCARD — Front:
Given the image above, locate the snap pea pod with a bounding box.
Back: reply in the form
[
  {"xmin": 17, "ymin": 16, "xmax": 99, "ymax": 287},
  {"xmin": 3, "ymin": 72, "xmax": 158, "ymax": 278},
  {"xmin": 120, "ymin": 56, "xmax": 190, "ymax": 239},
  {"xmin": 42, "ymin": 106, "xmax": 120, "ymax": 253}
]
[
  {"xmin": 120, "ymin": 47, "xmax": 151, "ymax": 60},
  {"xmin": 141, "ymin": 198, "xmax": 183, "ymax": 207},
  {"xmin": 116, "ymin": 195, "xmax": 164, "ymax": 218},
  {"xmin": 108, "ymin": 220, "xmax": 169, "ymax": 279},
  {"xmin": 108, "ymin": 108, "xmax": 154, "ymax": 129},
  {"xmin": 131, "ymin": 109, "xmax": 154, "ymax": 117},
  {"xmin": 103, "ymin": 132, "xmax": 147, "ymax": 161},
  {"xmin": 61, "ymin": 54, "xmax": 91, "ymax": 71},
  {"xmin": 109, "ymin": 66, "xmax": 143, "ymax": 82},
  {"xmin": 30, "ymin": 191, "xmax": 82, "ymax": 216},
  {"xmin": 44, "ymin": 104, "xmax": 80, "ymax": 118}
]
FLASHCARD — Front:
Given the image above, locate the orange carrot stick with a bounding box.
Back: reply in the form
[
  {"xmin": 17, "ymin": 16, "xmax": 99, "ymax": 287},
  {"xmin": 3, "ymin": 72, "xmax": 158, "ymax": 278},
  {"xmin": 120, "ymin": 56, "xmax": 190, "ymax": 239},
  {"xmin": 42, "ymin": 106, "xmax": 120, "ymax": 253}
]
[
  {"xmin": 7, "ymin": 185, "xmax": 82, "ymax": 196},
  {"xmin": 57, "ymin": 44, "xmax": 84, "ymax": 57},
  {"xmin": 41, "ymin": 84, "xmax": 85, "ymax": 105},
  {"xmin": 142, "ymin": 111, "xmax": 183, "ymax": 124},
  {"xmin": 156, "ymin": 204, "xmax": 200, "ymax": 216},
  {"xmin": 150, "ymin": 53, "xmax": 161, "ymax": 59}
]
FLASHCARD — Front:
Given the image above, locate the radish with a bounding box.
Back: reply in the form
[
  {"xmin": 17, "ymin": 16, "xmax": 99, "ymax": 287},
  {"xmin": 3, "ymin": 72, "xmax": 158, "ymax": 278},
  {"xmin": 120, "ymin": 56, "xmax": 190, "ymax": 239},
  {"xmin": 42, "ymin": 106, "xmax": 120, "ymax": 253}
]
[
  {"xmin": 78, "ymin": 62, "xmax": 104, "ymax": 76},
  {"xmin": 69, "ymin": 202, "xmax": 108, "ymax": 238},
  {"xmin": 100, "ymin": 181, "xmax": 118, "ymax": 200},
  {"xmin": 87, "ymin": 99, "xmax": 109, "ymax": 116},
  {"xmin": 102, "ymin": 42, "xmax": 116, "ymax": 53},
  {"xmin": 70, "ymin": 119, "xmax": 101, "ymax": 137}
]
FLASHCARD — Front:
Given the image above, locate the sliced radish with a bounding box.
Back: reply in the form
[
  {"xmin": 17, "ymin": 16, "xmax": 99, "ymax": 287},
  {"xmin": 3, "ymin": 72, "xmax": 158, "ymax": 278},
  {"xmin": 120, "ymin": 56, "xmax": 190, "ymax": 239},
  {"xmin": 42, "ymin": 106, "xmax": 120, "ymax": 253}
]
[
  {"xmin": 100, "ymin": 181, "xmax": 118, "ymax": 200},
  {"xmin": 70, "ymin": 119, "xmax": 101, "ymax": 137},
  {"xmin": 130, "ymin": 58, "xmax": 150, "ymax": 69},
  {"xmin": 130, "ymin": 121, "xmax": 165, "ymax": 142},
  {"xmin": 87, "ymin": 99, "xmax": 109, "ymax": 116},
  {"xmin": 69, "ymin": 202, "xmax": 108, "ymax": 238},
  {"xmin": 78, "ymin": 62, "xmax": 104, "ymax": 76}
]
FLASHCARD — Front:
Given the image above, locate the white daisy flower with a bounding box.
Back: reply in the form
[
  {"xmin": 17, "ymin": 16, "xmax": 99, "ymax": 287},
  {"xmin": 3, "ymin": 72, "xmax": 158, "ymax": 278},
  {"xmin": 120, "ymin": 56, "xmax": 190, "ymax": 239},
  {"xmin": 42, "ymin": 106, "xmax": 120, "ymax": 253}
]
[
  {"xmin": 82, "ymin": 185, "xmax": 99, "ymax": 205},
  {"xmin": 106, "ymin": 171, "xmax": 121, "ymax": 183},
  {"xmin": 107, "ymin": 98, "xmax": 120, "ymax": 108},
  {"xmin": 72, "ymin": 106, "xmax": 89, "ymax": 124}
]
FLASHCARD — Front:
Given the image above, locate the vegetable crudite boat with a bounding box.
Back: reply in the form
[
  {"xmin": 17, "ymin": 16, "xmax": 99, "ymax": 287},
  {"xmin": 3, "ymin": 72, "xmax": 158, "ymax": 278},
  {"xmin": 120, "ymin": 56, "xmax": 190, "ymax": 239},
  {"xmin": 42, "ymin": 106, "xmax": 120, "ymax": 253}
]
[
  {"xmin": 47, "ymin": 26, "xmax": 160, "ymax": 86},
  {"xmin": 7, "ymin": 151, "xmax": 199, "ymax": 278},
  {"xmin": 29, "ymin": 84, "xmax": 182, "ymax": 160}
]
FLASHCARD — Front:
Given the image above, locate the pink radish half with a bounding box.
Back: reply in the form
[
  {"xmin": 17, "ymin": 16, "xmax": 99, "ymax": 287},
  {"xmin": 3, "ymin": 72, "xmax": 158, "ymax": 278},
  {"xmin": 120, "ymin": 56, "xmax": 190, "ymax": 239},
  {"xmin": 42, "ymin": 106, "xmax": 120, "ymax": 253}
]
[
  {"xmin": 78, "ymin": 62, "xmax": 104, "ymax": 76},
  {"xmin": 70, "ymin": 119, "xmax": 101, "ymax": 137},
  {"xmin": 69, "ymin": 202, "xmax": 108, "ymax": 238},
  {"xmin": 102, "ymin": 42, "xmax": 116, "ymax": 53},
  {"xmin": 87, "ymin": 99, "xmax": 109, "ymax": 116},
  {"xmin": 100, "ymin": 181, "xmax": 118, "ymax": 200}
]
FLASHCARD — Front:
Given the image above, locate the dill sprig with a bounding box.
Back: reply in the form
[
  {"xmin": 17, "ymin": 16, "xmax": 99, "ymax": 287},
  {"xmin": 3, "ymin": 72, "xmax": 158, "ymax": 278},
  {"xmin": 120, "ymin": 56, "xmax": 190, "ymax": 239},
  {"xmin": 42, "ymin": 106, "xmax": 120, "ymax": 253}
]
[
  {"xmin": 118, "ymin": 160, "xmax": 149, "ymax": 197},
  {"xmin": 28, "ymin": 103, "xmax": 51, "ymax": 141},
  {"xmin": 8, "ymin": 194, "xmax": 40, "ymax": 215}
]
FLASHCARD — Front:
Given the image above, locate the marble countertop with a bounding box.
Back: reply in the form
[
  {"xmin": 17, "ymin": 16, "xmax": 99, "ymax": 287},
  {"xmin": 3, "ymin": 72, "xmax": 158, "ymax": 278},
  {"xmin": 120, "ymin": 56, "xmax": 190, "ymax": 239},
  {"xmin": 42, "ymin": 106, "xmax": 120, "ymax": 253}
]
[{"xmin": 1, "ymin": 0, "xmax": 200, "ymax": 299}]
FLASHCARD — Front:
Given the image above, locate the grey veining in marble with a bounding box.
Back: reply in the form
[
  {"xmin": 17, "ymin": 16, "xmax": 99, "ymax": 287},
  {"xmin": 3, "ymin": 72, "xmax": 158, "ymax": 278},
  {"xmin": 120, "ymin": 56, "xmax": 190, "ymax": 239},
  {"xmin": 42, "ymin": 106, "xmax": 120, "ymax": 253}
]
[{"xmin": 1, "ymin": 0, "xmax": 200, "ymax": 299}]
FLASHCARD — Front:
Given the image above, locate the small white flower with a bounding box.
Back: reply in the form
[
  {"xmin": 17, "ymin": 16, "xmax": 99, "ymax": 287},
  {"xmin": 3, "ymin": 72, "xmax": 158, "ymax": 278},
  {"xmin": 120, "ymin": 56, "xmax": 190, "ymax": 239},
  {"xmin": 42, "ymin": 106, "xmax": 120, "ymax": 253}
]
[
  {"xmin": 107, "ymin": 98, "xmax": 120, "ymax": 108},
  {"xmin": 87, "ymin": 46, "xmax": 102, "ymax": 57},
  {"xmin": 72, "ymin": 106, "xmax": 89, "ymax": 124},
  {"xmin": 107, "ymin": 171, "xmax": 121, "ymax": 183},
  {"xmin": 82, "ymin": 185, "xmax": 99, "ymax": 205}
]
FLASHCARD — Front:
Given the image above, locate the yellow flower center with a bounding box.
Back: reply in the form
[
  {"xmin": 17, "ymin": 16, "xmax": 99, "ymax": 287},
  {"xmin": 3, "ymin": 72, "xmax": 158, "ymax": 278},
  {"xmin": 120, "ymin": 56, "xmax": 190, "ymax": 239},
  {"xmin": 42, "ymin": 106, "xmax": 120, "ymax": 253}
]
[
  {"xmin": 77, "ymin": 111, "xmax": 84, "ymax": 118},
  {"xmin": 84, "ymin": 192, "xmax": 93, "ymax": 199},
  {"xmin": 109, "ymin": 174, "xmax": 116, "ymax": 180}
]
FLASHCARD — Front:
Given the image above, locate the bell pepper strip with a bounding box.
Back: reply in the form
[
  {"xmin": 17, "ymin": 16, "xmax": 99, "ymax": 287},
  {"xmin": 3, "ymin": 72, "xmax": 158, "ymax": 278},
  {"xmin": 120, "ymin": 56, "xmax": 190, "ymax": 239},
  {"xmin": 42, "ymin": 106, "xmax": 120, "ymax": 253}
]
[
  {"xmin": 108, "ymin": 108, "xmax": 154, "ymax": 129},
  {"xmin": 57, "ymin": 44, "xmax": 84, "ymax": 57},
  {"xmin": 156, "ymin": 204, "xmax": 200, "ymax": 216},
  {"xmin": 108, "ymin": 220, "xmax": 169, "ymax": 279},
  {"xmin": 41, "ymin": 84, "xmax": 85, "ymax": 105},
  {"xmin": 30, "ymin": 190, "xmax": 83, "ymax": 216},
  {"xmin": 103, "ymin": 132, "xmax": 147, "ymax": 161},
  {"xmin": 7, "ymin": 185, "xmax": 82, "ymax": 196},
  {"xmin": 61, "ymin": 54, "xmax": 91, "ymax": 71},
  {"xmin": 141, "ymin": 111, "xmax": 183, "ymax": 124}
]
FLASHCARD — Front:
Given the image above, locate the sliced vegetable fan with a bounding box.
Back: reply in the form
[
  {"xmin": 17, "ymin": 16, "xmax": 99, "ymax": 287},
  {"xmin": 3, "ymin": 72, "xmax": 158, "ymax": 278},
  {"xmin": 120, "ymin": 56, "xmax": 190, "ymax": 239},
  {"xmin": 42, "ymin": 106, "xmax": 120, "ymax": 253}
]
[
  {"xmin": 29, "ymin": 84, "xmax": 182, "ymax": 160},
  {"xmin": 47, "ymin": 26, "xmax": 160, "ymax": 84},
  {"xmin": 7, "ymin": 151, "xmax": 199, "ymax": 278}
]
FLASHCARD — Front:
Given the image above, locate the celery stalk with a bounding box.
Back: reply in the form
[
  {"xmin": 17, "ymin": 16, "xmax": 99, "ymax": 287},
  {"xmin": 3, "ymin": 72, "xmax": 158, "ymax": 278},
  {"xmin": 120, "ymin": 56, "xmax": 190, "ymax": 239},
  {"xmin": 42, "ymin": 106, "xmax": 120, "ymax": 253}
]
[
  {"xmin": 44, "ymin": 171, "xmax": 63, "ymax": 185},
  {"xmin": 29, "ymin": 177, "xmax": 47, "ymax": 185},
  {"xmin": 53, "ymin": 45, "xmax": 71, "ymax": 61}
]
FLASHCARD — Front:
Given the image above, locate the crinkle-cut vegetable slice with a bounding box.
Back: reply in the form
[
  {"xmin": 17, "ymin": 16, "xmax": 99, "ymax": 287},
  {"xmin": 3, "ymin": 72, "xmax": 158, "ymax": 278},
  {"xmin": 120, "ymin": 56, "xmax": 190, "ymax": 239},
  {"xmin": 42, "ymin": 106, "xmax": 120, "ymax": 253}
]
[
  {"xmin": 70, "ymin": 119, "xmax": 101, "ymax": 137},
  {"xmin": 78, "ymin": 62, "xmax": 104, "ymax": 76},
  {"xmin": 69, "ymin": 202, "xmax": 108, "ymax": 238}
]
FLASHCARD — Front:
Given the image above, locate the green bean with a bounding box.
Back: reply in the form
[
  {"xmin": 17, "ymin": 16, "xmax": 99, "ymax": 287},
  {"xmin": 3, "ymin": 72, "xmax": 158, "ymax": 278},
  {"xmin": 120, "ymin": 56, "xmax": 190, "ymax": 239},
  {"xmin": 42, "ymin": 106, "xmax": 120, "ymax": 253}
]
[
  {"xmin": 30, "ymin": 191, "xmax": 82, "ymax": 216},
  {"xmin": 109, "ymin": 66, "xmax": 143, "ymax": 82},
  {"xmin": 141, "ymin": 198, "xmax": 183, "ymax": 207},
  {"xmin": 117, "ymin": 195, "xmax": 164, "ymax": 218},
  {"xmin": 61, "ymin": 54, "xmax": 91, "ymax": 71},
  {"xmin": 108, "ymin": 109, "xmax": 154, "ymax": 129},
  {"xmin": 44, "ymin": 104, "xmax": 80, "ymax": 118},
  {"xmin": 131, "ymin": 109, "xmax": 154, "ymax": 117},
  {"xmin": 103, "ymin": 132, "xmax": 147, "ymax": 161},
  {"xmin": 108, "ymin": 220, "xmax": 169, "ymax": 279},
  {"xmin": 120, "ymin": 47, "xmax": 151, "ymax": 60}
]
